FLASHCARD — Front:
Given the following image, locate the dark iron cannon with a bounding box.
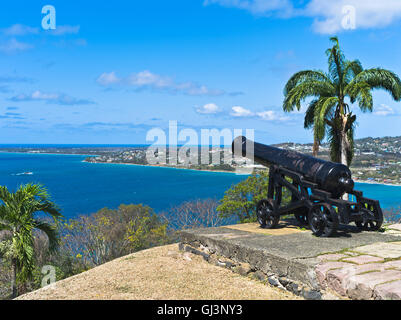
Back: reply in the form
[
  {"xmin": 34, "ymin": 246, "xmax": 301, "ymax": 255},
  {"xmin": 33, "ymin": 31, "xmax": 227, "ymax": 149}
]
[{"xmin": 232, "ymin": 136, "xmax": 383, "ymax": 237}]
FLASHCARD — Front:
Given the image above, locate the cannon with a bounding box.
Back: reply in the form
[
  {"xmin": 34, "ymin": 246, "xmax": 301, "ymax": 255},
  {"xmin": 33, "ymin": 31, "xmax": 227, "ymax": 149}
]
[{"xmin": 232, "ymin": 136, "xmax": 383, "ymax": 237}]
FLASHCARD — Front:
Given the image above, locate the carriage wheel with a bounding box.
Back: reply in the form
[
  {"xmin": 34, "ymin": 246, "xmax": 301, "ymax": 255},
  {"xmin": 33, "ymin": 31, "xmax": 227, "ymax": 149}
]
[
  {"xmin": 355, "ymin": 203, "xmax": 383, "ymax": 231},
  {"xmin": 308, "ymin": 203, "xmax": 339, "ymax": 237},
  {"xmin": 294, "ymin": 207, "xmax": 309, "ymax": 225},
  {"xmin": 256, "ymin": 199, "xmax": 279, "ymax": 229}
]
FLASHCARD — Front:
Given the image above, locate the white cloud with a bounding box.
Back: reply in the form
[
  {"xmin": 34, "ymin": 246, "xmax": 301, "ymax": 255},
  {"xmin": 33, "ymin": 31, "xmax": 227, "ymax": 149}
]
[
  {"xmin": 96, "ymin": 72, "xmax": 120, "ymax": 86},
  {"xmin": 97, "ymin": 70, "xmax": 227, "ymax": 96},
  {"xmin": 2, "ymin": 24, "xmax": 39, "ymax": 36},
  {"xmin": 230, "ymin": 106, "xmax": 254, "ymax": 117},
  {"xmin": 373, "ymin": 104, "xmax": 396, "ymax": 116},
  {"xmin": 1, "ymin": 24, "xmax": 80, "ymax": 36},
  {"xmin": 128, "ymin": 70, "xmax": 172, "ymax": 88},
  {"xmin": 10, "ymin": 90, "xmax": 94, "ymax": 105},
  {"xmin": 205, "ymin": 0, "xmax": 401, "ymax": 33},
  {"xmin": 256, "ymin": 110, "xmax": 289, "ymax": 121},
  {"xmin": 305, "ymin": 0, "xmax": 401, "ymax": 34},
  {"xmin": 196, "ymin": 103, "xmax": 221, "ymax": 114},
  {"xmin": 230, "ymin": 106, "xmax": 291, "ymax": 121},
  {"xmin": 47, "ymin": 25, "xmax": 80, "ymax": 36}
]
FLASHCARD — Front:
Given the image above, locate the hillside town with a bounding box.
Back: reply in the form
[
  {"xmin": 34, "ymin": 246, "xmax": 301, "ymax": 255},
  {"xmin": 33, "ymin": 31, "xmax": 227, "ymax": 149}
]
[{"xmin": 83, "ymin": 136, "xmax": 401, "ymax": 185}]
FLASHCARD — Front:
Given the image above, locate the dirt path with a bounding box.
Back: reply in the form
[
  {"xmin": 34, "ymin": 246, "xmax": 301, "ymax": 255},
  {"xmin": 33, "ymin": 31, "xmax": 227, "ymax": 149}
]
[{"xmin": 17, "ymin": 244, "xmax": 300, "ymax": 300}]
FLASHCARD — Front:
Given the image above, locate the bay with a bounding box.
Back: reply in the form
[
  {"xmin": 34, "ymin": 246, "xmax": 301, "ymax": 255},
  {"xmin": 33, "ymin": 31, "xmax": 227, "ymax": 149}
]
[{"xmin": 0, "ymin": 152, "xmax": 400, "ymax": 219}]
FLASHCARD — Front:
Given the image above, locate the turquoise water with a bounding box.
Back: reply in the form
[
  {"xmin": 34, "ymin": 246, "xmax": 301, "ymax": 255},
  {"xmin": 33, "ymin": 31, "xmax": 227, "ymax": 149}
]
[
  {"xmin": 0, "ymin": 152, "xmax": 400, "ymax": 218},
  {"xmin": 0, "ymin": 152, "xmax": 245, "ymax": 218}
]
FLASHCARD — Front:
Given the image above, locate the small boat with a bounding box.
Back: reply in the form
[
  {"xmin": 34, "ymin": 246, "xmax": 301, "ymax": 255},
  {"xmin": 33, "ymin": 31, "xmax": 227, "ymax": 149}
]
[{"xmin": 15, "ymin": 172, "xmax": 33, "ymax": 176}]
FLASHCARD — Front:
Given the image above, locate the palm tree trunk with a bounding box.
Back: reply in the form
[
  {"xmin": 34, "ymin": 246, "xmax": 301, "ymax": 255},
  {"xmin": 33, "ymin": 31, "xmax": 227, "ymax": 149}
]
[
  {"xmin": 340, "ymin": 132, "xmax": 348, "ymax": 166},
  {"xmin": 312, "ymin": 139, "xmax": 319, "ymax": 157},
  {"xmin": 339, "ymin": 115, "xmax": 350, "ymax": 200},
  {"xmin": 11, "ymin": 258, "xmax": 17, "ymax": 298}
]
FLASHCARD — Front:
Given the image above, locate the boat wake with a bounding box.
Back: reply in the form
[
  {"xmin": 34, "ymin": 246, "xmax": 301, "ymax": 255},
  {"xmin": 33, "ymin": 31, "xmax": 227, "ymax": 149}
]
[{"xmin": 13, "ymin": 172, "xmax": 34, "ymax": 176}]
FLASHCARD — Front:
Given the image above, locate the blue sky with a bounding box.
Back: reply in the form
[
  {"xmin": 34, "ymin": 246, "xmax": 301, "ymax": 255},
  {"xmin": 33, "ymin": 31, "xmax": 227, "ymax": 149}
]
[{"xmin": 1, "ymin": 0, "xmax": 401, "ymax": 144}]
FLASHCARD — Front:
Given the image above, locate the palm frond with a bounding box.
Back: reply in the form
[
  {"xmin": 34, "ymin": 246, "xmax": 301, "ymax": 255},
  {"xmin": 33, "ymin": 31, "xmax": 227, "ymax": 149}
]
[
  {"xmin": 343, "ymin": 60, "xmax": 363, "ymax": 84},
  {"xmin": 313, "ymin": 97, "xmax": 339, "ymax": 142},
  {"xmin": 283, "ymin": 80, "xmax": 335, "ymax": 112},
  {"xmin": 0, "ymin": 183, "xmax": 63, "ymax": 285},
  {"xmin": 33, "ymin": 219, "xmax": 60, "ymax": 252},
  {"xmin": 283, "ymin": 70, "xmax": 330, "ymax": 97},
  {"xmin": 326, "ymin": 36, "xmax": 346, "ymax": 85},
  {"xmin": 345, "ymin": 81, "xmax": 373, "ymax": 112},
  {"xmin": 304, "ymin": 99, "xmax": 319, "ymax": 129},
  {"xmin": 352, "ymin": 68, "xmax": 401, "ymax": 100}
]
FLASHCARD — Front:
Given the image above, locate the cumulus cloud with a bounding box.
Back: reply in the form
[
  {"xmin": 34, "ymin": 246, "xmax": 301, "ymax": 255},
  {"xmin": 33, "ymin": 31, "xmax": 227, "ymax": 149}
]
[
  {"xmin": 230, "ymin": 106, "xmax": 254, "ymax": 117},
  {"xmin": 304, "ymin": 0, "xmax": 401, "ymax": 34},
  {"xmin": 96, "ymin": 71, "xmax": 120, "ymax": 86},
  {"xmin": 229, "ymin": 105, "xmax": 290, "ymax": 121},
  {"xmin": 373, "ymin": 104, "xmax": 396, "ymax": 116},
  {"xmin": 205, "ymin": 0, "xmax": 401, "ymax": 33},
  {"xmin": 96, "ymin": 70, "xmax": 228, "ymax": 96},
  {"xmin": 9, "ymin": 90, "xmax": 95, "ymax": 106},
  {"xmin": 256, "ymin": 110, "xmax": 290, "ymax": 121},
  {"xmin": 196, "ymin": 103, "xmax": 222, "ymax": 114}
]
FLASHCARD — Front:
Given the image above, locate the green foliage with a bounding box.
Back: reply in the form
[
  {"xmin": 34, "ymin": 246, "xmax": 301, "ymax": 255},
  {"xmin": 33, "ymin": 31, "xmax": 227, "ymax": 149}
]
[
  {"xmin": 217, "ymin": 171, "xmax": 270, "ymax": 223},
  {"xmin": 57, "ymin": 204, "xmax": 170, "ymax": 269},
  {"xmin": 283, "ymin": 36, "xmax": 401, "ymax": 166},
  {"xmin": 0, "ymin": 193, "xmax": 172, "ymax": 299},
  {"xmin": 0, "ymin": 184, "xmax": 61, "ymax": 297}
]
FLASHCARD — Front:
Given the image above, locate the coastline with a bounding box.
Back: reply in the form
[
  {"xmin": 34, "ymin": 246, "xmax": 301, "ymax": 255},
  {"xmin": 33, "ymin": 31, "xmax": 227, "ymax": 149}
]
[
  {"xmin": 83, "ymin": 160, "xmax": 401, "ymax": 186},
  {"xmin": 353, "ymin": 179, "xmax": 401, "ymax": 187},
  {"xmin": 82, "ymin": 159, "xmax": 240, "ymax": 175},
  {"xmin": 1, "ymin": 150, "xmax": 400, "ymax": 186}
]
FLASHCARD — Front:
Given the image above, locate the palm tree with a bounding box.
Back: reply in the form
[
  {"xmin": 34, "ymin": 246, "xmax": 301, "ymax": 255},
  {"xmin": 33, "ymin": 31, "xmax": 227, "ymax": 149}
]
[
  {"xmin": 0, "ymin": 183, "xmax": 62, "ymax": 298},
  {"xmin": 283, "ymin": 36, "xmax": 401, "ymax": 166}
]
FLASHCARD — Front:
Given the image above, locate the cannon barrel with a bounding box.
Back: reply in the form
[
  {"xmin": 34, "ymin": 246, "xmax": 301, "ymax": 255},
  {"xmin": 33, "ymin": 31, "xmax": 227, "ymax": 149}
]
[{"xmin": 232, "ymin": 136, "xmax": 354, "ymax": 198}]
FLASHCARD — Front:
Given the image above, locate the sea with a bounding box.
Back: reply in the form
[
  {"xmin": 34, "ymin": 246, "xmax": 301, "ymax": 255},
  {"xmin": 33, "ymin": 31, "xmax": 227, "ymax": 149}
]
[{"xmin": 0, "ymin": 151, "xmax": 400, "ymax": 219}]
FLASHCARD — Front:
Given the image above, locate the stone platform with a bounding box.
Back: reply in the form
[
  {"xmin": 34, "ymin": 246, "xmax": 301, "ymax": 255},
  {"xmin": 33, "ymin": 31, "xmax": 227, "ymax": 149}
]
[{"xmin": 179, "ymin": 220, "xmax": 401, "ymax": 300}]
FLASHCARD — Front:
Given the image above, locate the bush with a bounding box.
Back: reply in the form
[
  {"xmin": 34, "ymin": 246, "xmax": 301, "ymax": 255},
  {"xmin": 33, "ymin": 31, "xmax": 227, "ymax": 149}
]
[
  {"xmin": 217, "ymin": 170, "xmax": 291, "ymax": 223},
  {"xmin": 217, "ymin": 171, "xmax": 270, "ymax": 223},
  {"xmin": 58, "ymin": 204, "xmax": 170, "ymax": 269},
  {"xmin": 162, "ymin": 199, "xmax": 230, "ymax": 230}
]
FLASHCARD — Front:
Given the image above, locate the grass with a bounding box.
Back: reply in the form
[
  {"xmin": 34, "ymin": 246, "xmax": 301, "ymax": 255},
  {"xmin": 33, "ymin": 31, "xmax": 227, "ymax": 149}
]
[{"xmin": 16, "ymin": 244, "xmax": 301, "ymax": 300}]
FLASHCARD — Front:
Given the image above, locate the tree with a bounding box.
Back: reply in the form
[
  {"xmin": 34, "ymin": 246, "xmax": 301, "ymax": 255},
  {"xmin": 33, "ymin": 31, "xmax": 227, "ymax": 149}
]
[
  {"xmin": 163, "ymin": 199, "xmax": 225, "ymax": 231},
  {"xmin": 217, "ymin": 171, "xmax": 271, "ymax": 223},
  {"xmin": 283, "ymin": 36, "xmax": 401, "ymax": 166},
  {"xmin": 0, "ymin": 184, "xmax": 61, "ymax": 298},
  {"xmin": 59, "ymin": 204, "xmax": 169, "ymax": 268}
]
